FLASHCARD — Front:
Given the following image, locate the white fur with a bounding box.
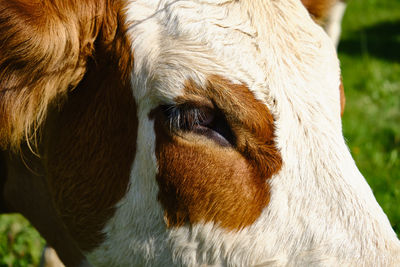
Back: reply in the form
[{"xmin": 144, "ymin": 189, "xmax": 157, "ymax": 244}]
[
  {"xmin": 324, "ymin": 1, "xmax": 347, "ymax": 48},
  {"xmin": 88, "ymin": 0, "xmax": 400, "ymax": 266}
]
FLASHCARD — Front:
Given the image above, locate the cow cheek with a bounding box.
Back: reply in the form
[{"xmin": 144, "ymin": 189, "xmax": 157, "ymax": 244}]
[{"xmin": 155, "ymin": 135, "xmax": 270, "ymax": 231}]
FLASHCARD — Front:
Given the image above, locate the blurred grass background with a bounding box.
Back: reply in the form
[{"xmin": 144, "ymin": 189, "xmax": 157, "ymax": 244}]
[
  {"xmin": 339, "ymin": 0, "xmax": 400, "ymax": 234},
  {"xmin": 0, "ymin": 215, "xmax": 44, "ymax": 266},
  {"xmin": 0, "ymin": 0, "xmax": 399, "ymax": 265}
]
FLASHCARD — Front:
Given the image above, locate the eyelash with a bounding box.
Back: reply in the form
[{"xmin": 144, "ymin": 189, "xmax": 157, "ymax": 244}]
[
  {"xmin": 160, "ymin": 104, "xmax": 235, "ymax": 147},
  {"xmin": 161, "ymin": 105, "xmax": 211, "ymax": 131}
]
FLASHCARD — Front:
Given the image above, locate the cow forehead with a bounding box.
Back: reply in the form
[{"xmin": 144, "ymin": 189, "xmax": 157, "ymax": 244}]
[{"xmin": 127, "ymin": 0, "xmax": 340, "ymax": 115}]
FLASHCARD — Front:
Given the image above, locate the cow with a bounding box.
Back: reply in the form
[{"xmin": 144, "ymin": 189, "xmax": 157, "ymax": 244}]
[{"xmin": 0, "ymin": 0, "xmax": 398, "ymax": 266}]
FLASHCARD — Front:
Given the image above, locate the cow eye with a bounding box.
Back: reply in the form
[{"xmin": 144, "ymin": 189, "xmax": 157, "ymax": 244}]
[{"xmin": 161, "ymin": 104, "xmax": 235, "ymax": 147}]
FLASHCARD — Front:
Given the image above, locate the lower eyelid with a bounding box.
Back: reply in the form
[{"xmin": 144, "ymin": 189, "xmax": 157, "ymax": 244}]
[{"xmin": 192, "ymin": 125, "xmax": 232, "ymax": 147}]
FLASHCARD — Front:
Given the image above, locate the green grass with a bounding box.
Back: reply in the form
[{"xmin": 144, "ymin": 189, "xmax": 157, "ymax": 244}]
[
  {"xmin": 0, "ymin": 0, "xmax": 399, "ymax": 265},
  {"xmin": 338, "ymin": 0, "xmax": 400, "ymax": 234},
  {"xmin": 0, "ymin": 214, "xmax": 44, "ymax": 267}
]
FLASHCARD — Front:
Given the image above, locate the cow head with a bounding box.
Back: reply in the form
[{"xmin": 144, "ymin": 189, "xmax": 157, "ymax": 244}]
[
  {"xmin": 84, "ymin": 0, "xmax": 399, "ymax": 265},
  {"xmin": 1, "ymin": 0, "xmax": 398, "ymax": 266}
]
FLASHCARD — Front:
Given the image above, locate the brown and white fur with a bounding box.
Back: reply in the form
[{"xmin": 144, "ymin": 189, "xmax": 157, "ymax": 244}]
[
  {"xmin": 301, "ymin": 0, "xmax": 347, "ymax": 47},
  {"xmin": 1, "ymin": 0, "xmax": 397, "ymax": 266}
]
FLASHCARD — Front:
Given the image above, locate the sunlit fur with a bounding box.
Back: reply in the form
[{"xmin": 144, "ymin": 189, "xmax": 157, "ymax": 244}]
[
  {"xmin": 0, "ymin": 0, "xmax": 101, "ymax": 150},
  {"xmin": 86, "ymin": 0, "xmax": 400, "ymax": 266},
  {"xmin": 300, "ymin": 0, "xmax": 347, "ymax": 47},
  {"xmin": 323, "ymin": 0, "xmax": 347, "ymax": 48}
]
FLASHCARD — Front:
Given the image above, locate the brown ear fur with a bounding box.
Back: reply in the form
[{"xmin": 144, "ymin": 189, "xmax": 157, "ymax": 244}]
[
  {"xmin": 1, "ymin": 0, "xmax": 136, "ymax": 254},
  {"xmin": 0, "ymin": 0, "xmax": 110, "ymax": 150},
  {"xmin": 301, "ymin": 0, "xmax": 338, "ymax": 24}
]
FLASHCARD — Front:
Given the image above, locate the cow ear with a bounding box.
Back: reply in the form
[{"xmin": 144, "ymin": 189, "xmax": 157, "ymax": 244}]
[
  {"xmin": 301, "ymin": 0, "xmax": 336, "ymax": 24},
  {"xmin": 0, "ymin": 1, "xmax": 101, "ymax": 150}
]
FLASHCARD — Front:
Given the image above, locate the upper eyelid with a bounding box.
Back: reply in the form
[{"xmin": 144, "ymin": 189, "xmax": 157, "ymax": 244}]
[
  {"xmin": 174, "ymin": 95, "xmax": 214, "ymax": 109},
  {"xmin": 161, "ymin": 105, "xmax": 209, "ymax": 130}
]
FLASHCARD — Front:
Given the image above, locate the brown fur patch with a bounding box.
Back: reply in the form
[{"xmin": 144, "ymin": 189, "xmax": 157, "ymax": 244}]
[
  {"xmin": 0, "ymin": 0, "xmax": 104, "ymax": 149},
  {"xmin": 152, "ymin": 76, "xmax": 282, "ymax": 230},
  {"xmin": 1, "ymin": 0, "xmax": 137, "ymax": 258},
  {"xmin": 42, "ymin": 2, "xmax": 136, "ymax": 252},
  {"xmin": 301, "ymin": 0, "xmax": 338, "ymax": 24}
]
